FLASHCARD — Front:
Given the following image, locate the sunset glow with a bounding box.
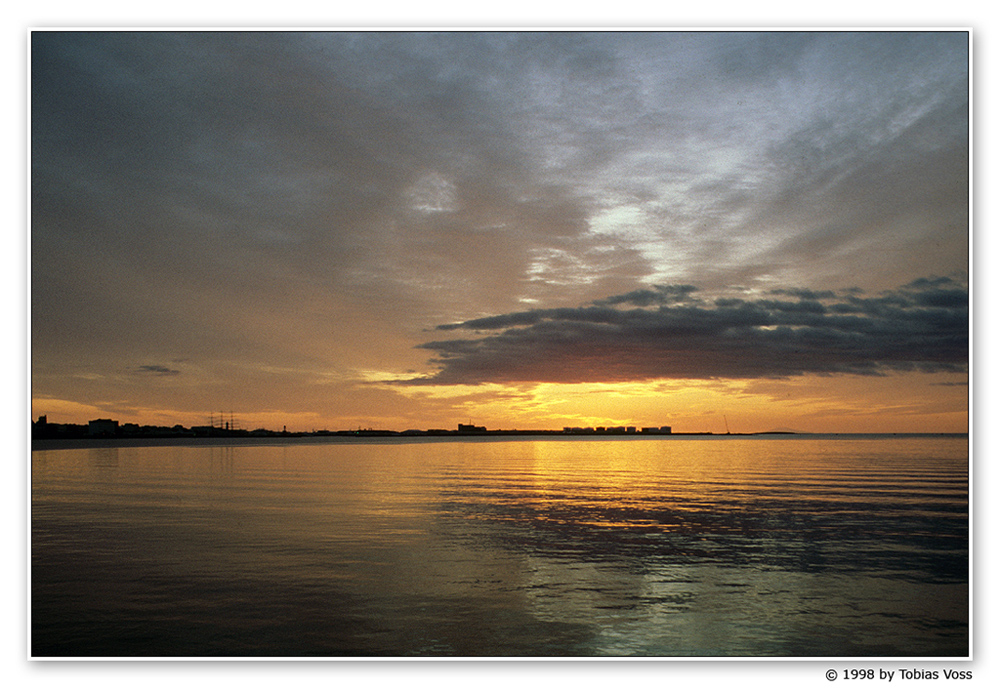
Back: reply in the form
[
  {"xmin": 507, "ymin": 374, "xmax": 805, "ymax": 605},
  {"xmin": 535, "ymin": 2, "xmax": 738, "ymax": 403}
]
[{"xmin": 31, "ymin": 31, "xmax": 968, "ymax": 434}]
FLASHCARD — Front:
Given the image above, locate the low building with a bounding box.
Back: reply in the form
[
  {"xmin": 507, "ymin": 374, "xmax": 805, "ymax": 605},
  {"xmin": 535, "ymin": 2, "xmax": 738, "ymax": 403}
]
[
  {"xmin": 87, "ymin": 419, "xmax": 119, "ymax": 437},
  {"xmin": 641, "ymin": 426, "xmax": 673, "ymax": 435}
]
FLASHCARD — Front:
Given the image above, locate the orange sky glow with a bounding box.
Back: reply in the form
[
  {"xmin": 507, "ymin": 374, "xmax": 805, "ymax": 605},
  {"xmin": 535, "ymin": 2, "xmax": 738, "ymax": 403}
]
[{"xmin": 31, "ymin": 31, "xmax": 969, "ymax": 435}]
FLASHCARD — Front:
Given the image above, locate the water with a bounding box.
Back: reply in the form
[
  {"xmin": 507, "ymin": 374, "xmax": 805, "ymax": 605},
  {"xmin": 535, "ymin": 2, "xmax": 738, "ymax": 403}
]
[{"xmin": 30, "ymin": 435, "xmax": 969, "ymax": 657}]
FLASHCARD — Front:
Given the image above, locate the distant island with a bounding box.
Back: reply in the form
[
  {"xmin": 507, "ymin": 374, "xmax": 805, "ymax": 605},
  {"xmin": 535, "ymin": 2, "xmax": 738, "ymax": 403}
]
[{"xmin": 31, "ymin": 416, "xmax": 804, "ymax": 443}]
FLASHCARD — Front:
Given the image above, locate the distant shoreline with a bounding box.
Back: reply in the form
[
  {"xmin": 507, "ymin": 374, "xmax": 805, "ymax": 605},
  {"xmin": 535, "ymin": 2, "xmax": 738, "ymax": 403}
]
[{"xmin": 31, "ymin": 431, "xmax": 969, "ymax": 452}]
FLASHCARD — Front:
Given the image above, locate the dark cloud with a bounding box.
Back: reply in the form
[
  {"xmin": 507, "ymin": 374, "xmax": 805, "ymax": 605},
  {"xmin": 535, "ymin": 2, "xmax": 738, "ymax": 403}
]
[
  {"xmin": 593, "ymin": 284, "xmax": 699, "ymax": 307},
  {"xmin": 134, "ymin": 365, "xmax": 181, "ymax": 376},
  {"xmin": 404, "ymin": 276, "xmax": 968, "ymax": 385},
  {"xmin": 769, "ymin": 288, "xmax": 837, "ymax": 300}
]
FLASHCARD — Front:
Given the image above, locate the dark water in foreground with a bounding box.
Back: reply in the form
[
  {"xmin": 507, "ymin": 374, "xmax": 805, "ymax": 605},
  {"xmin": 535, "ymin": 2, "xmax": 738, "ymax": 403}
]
[{"xmin": 31, "ymin": 435, "xmax": 968, "ymax": 657}]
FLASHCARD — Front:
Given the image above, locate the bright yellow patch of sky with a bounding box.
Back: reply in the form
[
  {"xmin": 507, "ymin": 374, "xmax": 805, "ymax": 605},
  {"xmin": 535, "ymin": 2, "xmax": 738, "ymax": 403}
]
[
  {"xmin": 33, "ymin": 365, "xmax": 966, "ymax": 435},
  {"xmin": 387, "ymin": 371, "xmax": 968, "ymax": 434}
]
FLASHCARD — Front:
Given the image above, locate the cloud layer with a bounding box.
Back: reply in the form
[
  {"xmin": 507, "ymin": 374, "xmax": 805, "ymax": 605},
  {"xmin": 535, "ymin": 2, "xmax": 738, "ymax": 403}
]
[
  {"xmin": 407, "ymin": 276, "xmax": 968, "ymax": 385},
  {"xmin": 30, "ymin": 31, "xmax": 969, "ymax": 429}
]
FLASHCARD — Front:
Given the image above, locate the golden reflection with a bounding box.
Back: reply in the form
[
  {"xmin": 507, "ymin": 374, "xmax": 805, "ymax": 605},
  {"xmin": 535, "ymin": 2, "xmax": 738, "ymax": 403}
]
[{"xmin": 31, "ymin": 436, "xmax": 968, "ymax": 656}]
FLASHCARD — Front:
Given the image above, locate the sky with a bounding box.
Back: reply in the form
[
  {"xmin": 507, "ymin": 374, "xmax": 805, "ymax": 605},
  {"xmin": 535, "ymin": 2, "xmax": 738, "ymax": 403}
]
[{"xmin": 30, "ymin": 30, "xmax": 969, "ymax": 433}]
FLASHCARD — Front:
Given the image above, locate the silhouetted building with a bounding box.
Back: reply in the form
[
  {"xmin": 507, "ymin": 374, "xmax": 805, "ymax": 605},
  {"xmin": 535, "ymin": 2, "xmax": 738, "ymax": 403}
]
[
  {"xmin": 641, "ymin": 426, "xmax": 673, "ymax": 434},
  {"xmin": 88, "ymin": 419, "xmax": 118, "ymax": 437},
  {"xmin": 458, "ymin": 423, "xmax": 487, "ymax": 433}
]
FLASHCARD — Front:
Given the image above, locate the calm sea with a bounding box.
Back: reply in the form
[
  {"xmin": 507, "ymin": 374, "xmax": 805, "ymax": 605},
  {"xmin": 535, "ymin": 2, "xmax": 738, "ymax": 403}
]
[{"xmin": 30, "ymin": 435, "xmax": 969, "ymax": 657}]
